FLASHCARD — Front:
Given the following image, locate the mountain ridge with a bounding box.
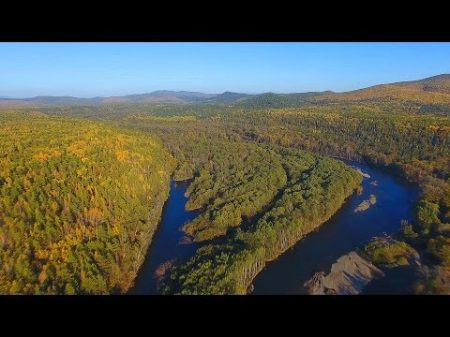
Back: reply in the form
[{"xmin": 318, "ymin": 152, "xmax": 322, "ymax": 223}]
[
  {"xmin": 314, "ymin": 74, "xmax": 450, "ymax": 104},
  {"xmin": 1, "ymin": 74, "xmax": 449, "ymax": 107}
]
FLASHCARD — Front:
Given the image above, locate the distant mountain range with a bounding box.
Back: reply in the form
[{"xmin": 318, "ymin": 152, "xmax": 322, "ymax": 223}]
[{"xmin": 1, "ymin": 74, "xmax": 449, "ymax": 108}]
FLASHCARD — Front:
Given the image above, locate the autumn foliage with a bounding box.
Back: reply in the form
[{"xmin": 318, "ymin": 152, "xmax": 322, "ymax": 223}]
[{"xmin": 0, "ymin": 112, "xmax": 174, "ymax": 294}]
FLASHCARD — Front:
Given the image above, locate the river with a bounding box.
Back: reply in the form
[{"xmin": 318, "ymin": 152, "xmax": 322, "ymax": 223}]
[
  {"xmin": 131, "ymin": 180, "xmax": 198, "ymax": 294},
  {"xmin": 251, "ymin": 161, "xmax": 419, "ymax": 294},
  {"xmin": 132, "ymin": 161, "xmax": 419, "ymax": 294}
]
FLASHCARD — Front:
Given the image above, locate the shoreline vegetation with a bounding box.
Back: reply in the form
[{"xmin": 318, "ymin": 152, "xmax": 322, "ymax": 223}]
[
  {"xmin": 0, "ymin": 74, "xmax": 449, "ymax": 294},
  {"xmin": 119, "ymin": 104, "xmax": 447, "ymax": 293},
  {"xmin": 161, "ymin": 154, "xmax": 361, "ymax": 294}
]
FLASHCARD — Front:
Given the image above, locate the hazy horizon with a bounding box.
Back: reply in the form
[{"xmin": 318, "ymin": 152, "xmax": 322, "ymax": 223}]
[
  {"xmin": 1, "ymin": 42, "xmax": 450, "ymax": 98},
  {"xmin": 2, "ymin": 73, "xmax": 450, "ymax": 100}
]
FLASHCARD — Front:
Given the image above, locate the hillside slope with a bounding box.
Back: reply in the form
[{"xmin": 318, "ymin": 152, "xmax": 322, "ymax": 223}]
[
  {"xmin": 314, "ymin": 74, "xmax": 450, "ymax": 105},
  {"xmin": 0, "ymin": 112, "xmax": 175, "ymax": 294}
]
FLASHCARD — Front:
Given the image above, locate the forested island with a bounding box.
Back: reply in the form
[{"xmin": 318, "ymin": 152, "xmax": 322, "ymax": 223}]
[{"xmin": 0, "ymin": 74, "xmax": 449, "ymax": 294}]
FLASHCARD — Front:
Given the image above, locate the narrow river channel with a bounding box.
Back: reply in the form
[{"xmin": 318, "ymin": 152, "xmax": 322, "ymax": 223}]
[{"xmin": 131, "ymin": 180, "xmax": 198, "ymax": 294}]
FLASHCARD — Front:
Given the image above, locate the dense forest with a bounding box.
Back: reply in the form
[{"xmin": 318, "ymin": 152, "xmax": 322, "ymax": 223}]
[
  {"xmin": 127, "ymin": 124, "xmax": 362, "ymax": 293},
  {"xmin": 0, "ymin": 112, "xmax": 174, "ymax": 294},
  {"xmin": 162, "ymin": 150, "xmax": 361, "ymax": 294},
  {"xmin": 123, "ymin": 122, "xmax": 361, "ymax": 293},
  {"xmin": 113, "ymin": 102, "xmax": 449, "ymax": 293},
  {"xmin": 1, "ymin": 74, "xmax": 449, "ymax": 294}
]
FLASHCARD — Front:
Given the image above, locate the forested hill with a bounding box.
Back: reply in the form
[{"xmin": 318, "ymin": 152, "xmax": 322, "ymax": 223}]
[
  {"xmin": 313, "ymin": 74, "xmax": 450, "ymax": 105},
  {"xmin": 0, "ymin": 112, "xmax": 175, "ymax": 294},
  {"xmin": 237, "ymin": 92, "xmax": 330, "ymax": 108},
  {"xmin": 1, "ymin": 74, "xmax": 449, "ymax": 114},
  {"xmin": 235, "ymin": 74, "xmax": 450, "ymax": 112},
  {"xmin": 0, "ymin": 91, "xmax": 216, "ymax": 106}
]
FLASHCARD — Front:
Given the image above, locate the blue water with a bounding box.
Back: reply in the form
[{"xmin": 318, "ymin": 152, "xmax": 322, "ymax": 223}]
[
  {"xmin": 131, "ymin": 180, "xmax": 198, "ymax": 294},
  {"xmin": 132, "ymin": 161, "xmax": 419, "ymax": 295},
  {"xmin": 251, "ymin": 161, "xmax": 420, "ymax": 294}
]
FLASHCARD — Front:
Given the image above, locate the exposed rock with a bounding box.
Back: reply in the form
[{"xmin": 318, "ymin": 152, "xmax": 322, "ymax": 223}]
[
  {"xmin": 304, "ymin": 251, "xmax": 385, "ymax": 295},
  {"xmin": 352, "ymin": 167, "xmax": 371, "ymax": 178},
  {"xmin": 154, "ymin": 259, "xmax": 175, "ymax": 289},
  {"xmin": 354, "ymin": 194, "xmax": 377, "ymax": 213},
  {"xmin": 179, "ymin": 235, "xmax": 193, "ymax": 245},
  {"xmin": 304, "ymin": 272, "xmax": 327, "ymax": 294}
]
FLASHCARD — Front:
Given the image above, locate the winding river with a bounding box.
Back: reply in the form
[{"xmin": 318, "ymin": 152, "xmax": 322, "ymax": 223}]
[{"xmin": 132, "ymin": 161, "xmax": 419, "ymax": 294}]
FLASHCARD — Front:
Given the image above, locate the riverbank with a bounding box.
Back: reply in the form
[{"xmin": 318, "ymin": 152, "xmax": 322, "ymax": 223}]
[
  {"xmin": 130, "ymin": 180, "xmax": 198, "ymax": 294},
  {"xmin": 132, "ymin": 160, "xmax": 419, "ymax": 295},
  {"xmin": 304, "ymin": 251, "xmax": 384, "ymax": 295},
  {"xmin": 252, "ymin": 161, "xmax": 419, "ymax": 294}
]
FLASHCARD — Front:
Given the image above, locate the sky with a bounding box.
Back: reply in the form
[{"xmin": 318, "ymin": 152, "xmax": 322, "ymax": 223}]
[{"xmin": 0, "ymin": 42, "xmax": 449, "ymax": 98}]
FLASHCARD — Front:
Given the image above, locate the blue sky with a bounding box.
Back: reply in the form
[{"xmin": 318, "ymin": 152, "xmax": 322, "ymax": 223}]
[{"xmin": 0, "ymin": 43, "xmax": 449, "ymax": 98}]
